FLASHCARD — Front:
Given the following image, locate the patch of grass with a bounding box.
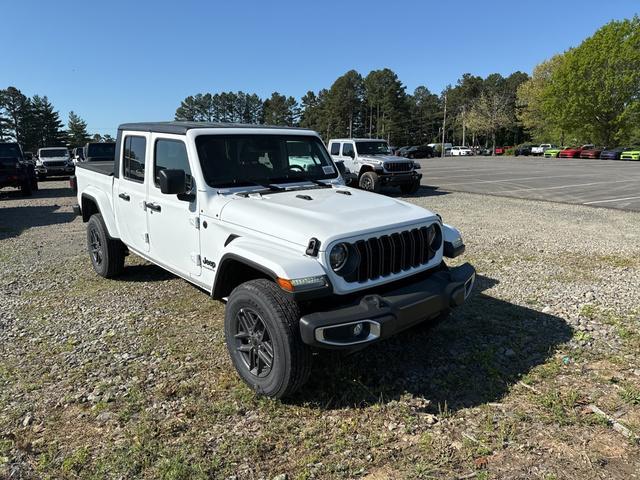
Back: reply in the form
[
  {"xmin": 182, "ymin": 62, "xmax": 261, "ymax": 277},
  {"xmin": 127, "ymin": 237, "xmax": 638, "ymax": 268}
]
[
  {"xmin": 537, "ymin": 389, "xmax": 581, "ymax": 426},
  {"xmin": 619, "ymin": 383, "xmax": 640, "ymax": 406},
  {"xmin": 61, "ymin": 446, "xmax": 90, "ymax": 477}
]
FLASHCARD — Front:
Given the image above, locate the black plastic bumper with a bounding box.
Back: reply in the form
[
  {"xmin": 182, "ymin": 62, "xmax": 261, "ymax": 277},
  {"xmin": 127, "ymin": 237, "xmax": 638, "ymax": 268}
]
[
  {"xmin": 379, "ymin": 171, "xmax": 422, "ymax": 186},
  {"xmin": 299, "ymin": 263, "xmax": 475, "ymax": 349}
]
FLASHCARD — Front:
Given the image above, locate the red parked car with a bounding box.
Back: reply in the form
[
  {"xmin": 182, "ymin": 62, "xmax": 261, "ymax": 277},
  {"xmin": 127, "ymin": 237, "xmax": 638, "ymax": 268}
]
[
  {"xmin": 494, "ymin": 146, "xmax": 512, "ymax": 155},
  {"xmin": 579, "ymin": 147, "xmax": 604, "ymax": 159},
  {"xmin": 558, "ymin": 144, "xmax": 595, "ymax": 158}
]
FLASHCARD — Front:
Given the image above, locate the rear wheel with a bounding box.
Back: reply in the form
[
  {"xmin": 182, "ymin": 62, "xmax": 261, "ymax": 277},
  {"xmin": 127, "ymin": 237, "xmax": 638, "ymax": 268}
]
[
  {"xmin": 224, "ymin": 279, "xmax": 312, "ymax": 398},
  {"xmin": 359, "ymin": 171, "xmax": 381, "ymax": 193},
  {"xmin": 87, "ymin": 213, "xmax": 125, "ymax": 278}
]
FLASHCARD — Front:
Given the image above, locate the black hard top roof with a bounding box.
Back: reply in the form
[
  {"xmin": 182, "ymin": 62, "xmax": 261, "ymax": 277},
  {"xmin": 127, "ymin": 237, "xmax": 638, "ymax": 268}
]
[{"xmin": 117, "ymin": 121, "xmax": 313, "ymax": 135}]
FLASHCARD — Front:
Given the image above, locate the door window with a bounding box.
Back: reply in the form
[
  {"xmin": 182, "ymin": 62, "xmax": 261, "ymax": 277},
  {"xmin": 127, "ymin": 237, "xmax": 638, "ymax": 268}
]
[
  {"xmin": 123, "ymin": 136, "xmax": 146, "ymax": 182},
  {"xmin": 342, "ymin": 143, "xmax": 354, "ymax": 157},
  {"xmin": 154, "ymin": 139, "xmax": 192, "ymax": 190},
  {"xmin": 330, "ymin": 143, "xmax": 340, "ymax": 155}
]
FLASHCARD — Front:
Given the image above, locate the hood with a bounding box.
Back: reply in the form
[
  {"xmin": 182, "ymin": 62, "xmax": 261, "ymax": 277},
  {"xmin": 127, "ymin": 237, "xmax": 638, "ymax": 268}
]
[
  {"xmin": 218, "ymin": 187, "xmax": 435, "ymax": 248},
  {"xmin": 359, "ymin": 154, "xmax": 413, "ymax": 164}
]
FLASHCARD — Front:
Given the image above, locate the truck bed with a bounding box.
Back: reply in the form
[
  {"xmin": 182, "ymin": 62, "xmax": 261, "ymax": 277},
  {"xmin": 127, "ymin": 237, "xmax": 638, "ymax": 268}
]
[{"xmin": 76, "ymin": 161, "xmax": 114, "ymax": 176}]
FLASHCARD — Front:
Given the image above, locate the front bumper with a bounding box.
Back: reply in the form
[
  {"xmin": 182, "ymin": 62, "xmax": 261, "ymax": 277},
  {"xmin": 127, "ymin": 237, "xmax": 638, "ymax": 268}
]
[
  {"xmin": 378, "ymin": 171, "xmax": 422, "ymax": 186},
  {"xmin": 299, "ymin": 263, "xmax": 475, "ymax": 348},
  {"xmin": 36, "ymin": 165, "xmax": 75, "ymax": 176}
]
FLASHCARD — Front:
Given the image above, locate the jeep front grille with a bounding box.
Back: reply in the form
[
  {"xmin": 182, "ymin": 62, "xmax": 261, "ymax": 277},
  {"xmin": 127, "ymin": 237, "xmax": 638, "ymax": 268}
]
[
  {"xmin": 45, "ymin": 161, "xmax": 67, "ymax": 167},
  {"xmin": 385, "ymin": 162, "xmax": 412, "ymax": 172},
  {"xmin": 342, "ymin": 224, "xmax": 441, "ymax": 283}
]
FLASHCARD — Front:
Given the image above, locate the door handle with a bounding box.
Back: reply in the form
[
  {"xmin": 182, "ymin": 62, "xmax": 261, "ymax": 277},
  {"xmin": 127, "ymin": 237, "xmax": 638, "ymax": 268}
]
[
  {"xmin": 144, "ymin": 201, "xmax": 161, "ymax": 212},
  {"xmin": 118, "ymin": 193, "xmax": 130, "ymax": 201}
]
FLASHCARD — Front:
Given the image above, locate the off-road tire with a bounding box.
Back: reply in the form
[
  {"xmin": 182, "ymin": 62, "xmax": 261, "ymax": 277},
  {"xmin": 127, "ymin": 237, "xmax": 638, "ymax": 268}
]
[
  {"xmin": 20, "ymin": 180, "xmax": 32, "ymax": 196},
  {"xmin": 400, "ymin": 180, "xmax": 420, "ymax": 195},
  {"xmin": 224, "ymin": 279, "xmax": 312, "ymax": 398},
  {"xmin": 359, "ymin": 171, "xmax": 381, "ymax": 193},
  {"xmin": 87, "ymin": 213, "xmax": 125, "ymax": 278}
]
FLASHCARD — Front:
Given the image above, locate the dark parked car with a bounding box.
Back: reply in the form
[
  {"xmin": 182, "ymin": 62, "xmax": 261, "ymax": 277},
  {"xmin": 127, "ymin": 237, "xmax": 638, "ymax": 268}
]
[
  {"xmin": 0, "ymin": 143, "xmax": 38, "ymax": 196},
  {"xmin": 395, "ymin": 146, "xmax": 411, "ymax": 157},
  {"xmin": 514, "ymin": 144, "xmax": 537, "ymax": 156},
  {"xmin": 600, "ymin": 147, "xmax": 626, "ymax": 160},
  {"xmin": 404, "ymin": 145, "xmax": 435, "ymax": 159}
]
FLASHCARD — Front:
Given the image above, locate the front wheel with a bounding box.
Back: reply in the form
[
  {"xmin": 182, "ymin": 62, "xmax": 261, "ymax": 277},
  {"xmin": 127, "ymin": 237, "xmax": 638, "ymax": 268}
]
[
  {"xmin": 20, "ymin": 180, "xmax": 32, "ymax": 196},
  {"xmin": 224, "ymin": 279, "xmax": 312, "ymax": 398},
  {"xmin": 359, "ymin": 171, "xmax": 381, "ymax": 193},
  {"xmin": 400, "ymin": 179, "xmax": 420, "ymax": 194}
]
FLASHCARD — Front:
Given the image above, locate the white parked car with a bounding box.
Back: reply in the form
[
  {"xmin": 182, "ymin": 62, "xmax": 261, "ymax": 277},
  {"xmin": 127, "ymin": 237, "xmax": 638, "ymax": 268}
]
[
  {"xmin": 450, "ymin": 146, "xmax": 473, "ymax": 156},
  {"xmin": 531, "ymin": 144, "xmax": 556, "ymax": 156},
  {"xmin": 327, "ymin": 138, "xmax": 421, "ymax": 194},
  {"xmin": 74, "ymin": 122, "xmax": 475, "ymax": 398},
  {"xmin": 35, "ymin": 147, "xmax": 74, "ymax": 179}
]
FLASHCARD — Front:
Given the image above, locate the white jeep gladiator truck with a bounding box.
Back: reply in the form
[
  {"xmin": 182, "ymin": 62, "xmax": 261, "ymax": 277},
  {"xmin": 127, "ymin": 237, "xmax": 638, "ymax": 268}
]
[
  {"xmin": 327, "ymin": 138, "xmax": 422, "ymax": 194},
  {"xmin": 74, "ymin": 122, "xmax": 475, "ymax": 398}
]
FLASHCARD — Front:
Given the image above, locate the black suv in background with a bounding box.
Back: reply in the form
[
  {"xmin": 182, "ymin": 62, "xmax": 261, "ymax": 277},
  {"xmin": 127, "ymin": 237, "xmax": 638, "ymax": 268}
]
[
  {"xmin": 402, "ymin": 145, "xmax": 435, "ymax": 159},
  {"xmin": 0, "ymin": 143, "xmax": 38, "ymax": 196}
]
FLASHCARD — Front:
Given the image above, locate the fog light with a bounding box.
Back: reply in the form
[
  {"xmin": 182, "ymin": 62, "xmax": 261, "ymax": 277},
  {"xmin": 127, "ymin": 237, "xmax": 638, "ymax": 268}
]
[{"xmin": 353, "ymin": 323, "xmax": 363, "ymax": 336}]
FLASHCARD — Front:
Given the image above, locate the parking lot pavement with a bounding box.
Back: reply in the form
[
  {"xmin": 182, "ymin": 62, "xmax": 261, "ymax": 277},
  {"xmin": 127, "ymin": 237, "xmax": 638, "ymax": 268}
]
[{"xmin": 417, "ymin": 155, "xmax": 640, "ymax": 212}]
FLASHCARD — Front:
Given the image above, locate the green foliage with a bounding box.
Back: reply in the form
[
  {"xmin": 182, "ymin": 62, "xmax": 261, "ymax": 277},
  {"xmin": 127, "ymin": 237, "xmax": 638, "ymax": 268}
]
[
  {"xmin": 262, "ymin": 91, "xmax": 299, "ymax": 126},
  {"xmin": 67, "ymin": 111, "xmax": 89, "ymax": 148},
  {"xmin": 518, "ymin": 16, "xmax": 640, "ymax": 145},
  {"xmin": 175, "ymin": 91, "xmax": 263, "ymax": 124}
]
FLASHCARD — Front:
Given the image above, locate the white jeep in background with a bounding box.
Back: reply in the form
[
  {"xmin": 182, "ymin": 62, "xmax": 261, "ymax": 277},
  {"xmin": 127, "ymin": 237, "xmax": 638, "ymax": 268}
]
[
  {"xmin": 327, "ymin": 138, "xmax": 422, "ymax": 194},
  {"xmin": 531, "ymin": 144, "xmax": 556, "ymax": 156},
  {"xmin": 73, "ymin": 122, "xmax": 475, "ymax": 398},
  {"xmin": 36, "ymin": 147, "xmax": 75, "ymax": 179},
  {"xmin": 450, "ymin": 146, "xmax": 473, "ymax": 156}
]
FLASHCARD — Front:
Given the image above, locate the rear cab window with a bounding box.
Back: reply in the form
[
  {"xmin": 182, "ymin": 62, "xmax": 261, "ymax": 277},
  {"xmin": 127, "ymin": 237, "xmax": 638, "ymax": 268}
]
[{"xmin": 122, "ymin": 136, "xmax": 146, "ymax": 182}]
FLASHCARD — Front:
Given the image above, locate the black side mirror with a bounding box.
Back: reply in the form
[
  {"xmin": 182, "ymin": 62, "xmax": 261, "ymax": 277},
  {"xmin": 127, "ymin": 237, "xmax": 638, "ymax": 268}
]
[
  {"xmin": 159, "ymin": 169, "xmax": 187, "ymax": 195},
  {"xmin": 347, "ymin": 150, "xmax": 355, "ymax": 158}
]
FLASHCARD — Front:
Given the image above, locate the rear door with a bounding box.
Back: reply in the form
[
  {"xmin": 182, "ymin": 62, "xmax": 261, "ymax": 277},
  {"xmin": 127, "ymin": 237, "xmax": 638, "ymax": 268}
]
[
  {"xmin": 146, "ymin": 134, "xmax": 201, "ymax": 278},
  {"xmin": 114, "ymin": 132, "xmax": 150, "ymax": 253}
]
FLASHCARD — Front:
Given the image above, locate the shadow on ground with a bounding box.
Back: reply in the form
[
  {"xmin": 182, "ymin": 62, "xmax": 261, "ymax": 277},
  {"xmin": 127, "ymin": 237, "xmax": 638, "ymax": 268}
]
[
  {"xmin": 293, "ymin": 274, "xmax": 573, "ymax": 412},
  {"xmin": 0, "ymin": 205, "xmax": 76, "ymax": 239},
  {"xmin": 384, "ymin": 185, "xmax": 450, "ymax": 199},
  {"xmin": 114, "ymin": 263, "xmax": 176, "ymax": 282}
]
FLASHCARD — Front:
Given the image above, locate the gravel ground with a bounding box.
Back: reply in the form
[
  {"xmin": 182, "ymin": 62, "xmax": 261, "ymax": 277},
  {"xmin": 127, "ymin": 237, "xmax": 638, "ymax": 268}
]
[{"xmin": 1, "ymin": 181, "xmax": 639, "ymax": 479}]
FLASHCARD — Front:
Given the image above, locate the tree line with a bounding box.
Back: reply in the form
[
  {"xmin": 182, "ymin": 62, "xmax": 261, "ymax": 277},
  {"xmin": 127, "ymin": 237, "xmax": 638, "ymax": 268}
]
[
  {"xmin": 517, "ymin": 16, "xmax": 640, "ymax": 147},
  {"xmin": 0, "ymin": 87, "xmax": 113, "ymax": 152},
  {"xmin": 175, "ymin": 69, "xmax": 530, "ymax": 149}
]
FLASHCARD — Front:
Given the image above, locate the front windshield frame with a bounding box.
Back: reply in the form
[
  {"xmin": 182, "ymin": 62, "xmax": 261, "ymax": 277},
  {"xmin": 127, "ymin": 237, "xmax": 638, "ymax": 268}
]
[
  {"xmin": 195, "ymin": 134, "xmax": 340, "ymax": 189},
  {"xmin": 40, "ymin": 149, "xmax": 69, "ymax": 158},
  {"xmin": 355, "ymin": 141, "xmax": 391, "ymax": 155}
]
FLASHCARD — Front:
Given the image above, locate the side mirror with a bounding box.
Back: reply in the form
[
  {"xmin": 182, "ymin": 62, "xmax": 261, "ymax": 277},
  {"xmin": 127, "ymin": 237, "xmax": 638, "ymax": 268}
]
[
  {"xmin": 347, "ymin": 151, "xmax": 355, "ymax": 158},
  {"xmin": 159, "ymin": 169, "xmax": 187, "ymax": 195},
  {"xmin": 335, "ymin": 160, "xmax": 347, "ymax": 174}
]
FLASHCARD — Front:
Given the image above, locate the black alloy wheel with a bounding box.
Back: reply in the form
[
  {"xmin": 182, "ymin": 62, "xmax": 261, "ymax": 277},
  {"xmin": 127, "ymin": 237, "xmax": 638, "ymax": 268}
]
[{"xmin": 234, "ymin": 307, "xmax": 274, "ymax": 378}]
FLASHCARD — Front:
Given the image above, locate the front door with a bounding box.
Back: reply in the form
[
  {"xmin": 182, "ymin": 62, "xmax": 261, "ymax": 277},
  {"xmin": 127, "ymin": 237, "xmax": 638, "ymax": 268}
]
[
  {"xmin": 146, "ymin": 134, "xmax": 201, "ymax": 278},
  {"xmin": 114, "ymin": 133, "xmax": 149, "ymax": 253},
  {"xmin": 341, "ymin": 142, "xmax": 357, "ymax": 173}
]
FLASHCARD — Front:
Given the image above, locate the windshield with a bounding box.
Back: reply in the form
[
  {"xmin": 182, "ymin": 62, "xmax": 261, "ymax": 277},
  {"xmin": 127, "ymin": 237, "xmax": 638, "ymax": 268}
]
[
  {"xmin": 0, "ymin": 144, "xmax": 21, "ymax": 158},
  {"xmin": 87, "ymin": 143, "xmax": 115, "ymax": 159},
  {"xmin": 195, "ymin": 134, "xmax": 338, "ymax": 188},
  {"xmin": 355, "ymin": 141, "xmax": 390, "ymax": 155},
  {"xmin": 40, "ymin": 149, "xmax": 68, "ymax": 158}
]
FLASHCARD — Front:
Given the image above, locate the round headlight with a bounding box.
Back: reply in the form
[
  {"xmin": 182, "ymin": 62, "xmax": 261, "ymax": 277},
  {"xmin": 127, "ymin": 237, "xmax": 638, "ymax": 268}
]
[
  {"xmin": 427, "ymin": 223, "xmax": 443, "ymax": 255},
  {"xmin": 329, "ymin": 243, "xmax": 349, "ymax": 271}
]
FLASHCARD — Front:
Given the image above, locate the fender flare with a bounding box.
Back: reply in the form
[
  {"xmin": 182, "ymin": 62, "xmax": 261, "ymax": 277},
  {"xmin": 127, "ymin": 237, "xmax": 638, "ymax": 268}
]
[{"xmin": 80, "ymin": 187, "xmax": 119, "ymax": 238}]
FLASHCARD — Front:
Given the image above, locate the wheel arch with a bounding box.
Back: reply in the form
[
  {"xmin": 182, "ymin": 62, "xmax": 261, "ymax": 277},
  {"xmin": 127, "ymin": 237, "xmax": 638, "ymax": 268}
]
[
  {"xmin": 80, "ymin": 189, "xmax": 119, "ymax": 238},
  {"xmin": 212, "ymin": 253, "xmax": 277, "ymax": 299}
]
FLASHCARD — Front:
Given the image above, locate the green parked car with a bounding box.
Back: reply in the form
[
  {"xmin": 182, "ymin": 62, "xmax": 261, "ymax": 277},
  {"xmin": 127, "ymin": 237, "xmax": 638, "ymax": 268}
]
[
  {"xmin": 543, "ymin": 147, "xmax": 563, "ymax": 158},
  {"xmin": 620, "ymin": 147, "xmax": 640, "ymax": 160}
]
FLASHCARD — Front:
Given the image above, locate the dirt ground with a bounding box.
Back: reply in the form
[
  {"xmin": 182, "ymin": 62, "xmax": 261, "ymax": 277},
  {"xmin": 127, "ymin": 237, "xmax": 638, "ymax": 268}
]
[{"xmin": 1, "ymin": 180, "xmax": 639, "ymax": 479}]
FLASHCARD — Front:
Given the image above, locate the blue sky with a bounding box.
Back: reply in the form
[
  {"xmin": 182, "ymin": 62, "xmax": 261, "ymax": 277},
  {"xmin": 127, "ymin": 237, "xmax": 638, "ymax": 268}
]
[{"xmin": 2, "ymin": 0, "xmax": 637, "ymax": 136}]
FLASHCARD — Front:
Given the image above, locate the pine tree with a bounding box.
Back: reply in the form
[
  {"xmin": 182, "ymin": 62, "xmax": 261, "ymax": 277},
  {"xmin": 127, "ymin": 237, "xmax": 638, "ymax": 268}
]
[{"xmin": 67, "ymin": 111, "xmax": 89, "ymax": 148}]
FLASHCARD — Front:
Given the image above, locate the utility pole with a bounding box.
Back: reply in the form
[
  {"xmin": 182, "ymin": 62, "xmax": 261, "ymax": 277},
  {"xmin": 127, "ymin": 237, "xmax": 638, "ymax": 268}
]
[
  {"xmin": 461, "ymin": 106, "xmax": 466, "ymax": 146},
  {"xmin": 441, "ymin": 93, "xmax": 447, "ymax": 158}
]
